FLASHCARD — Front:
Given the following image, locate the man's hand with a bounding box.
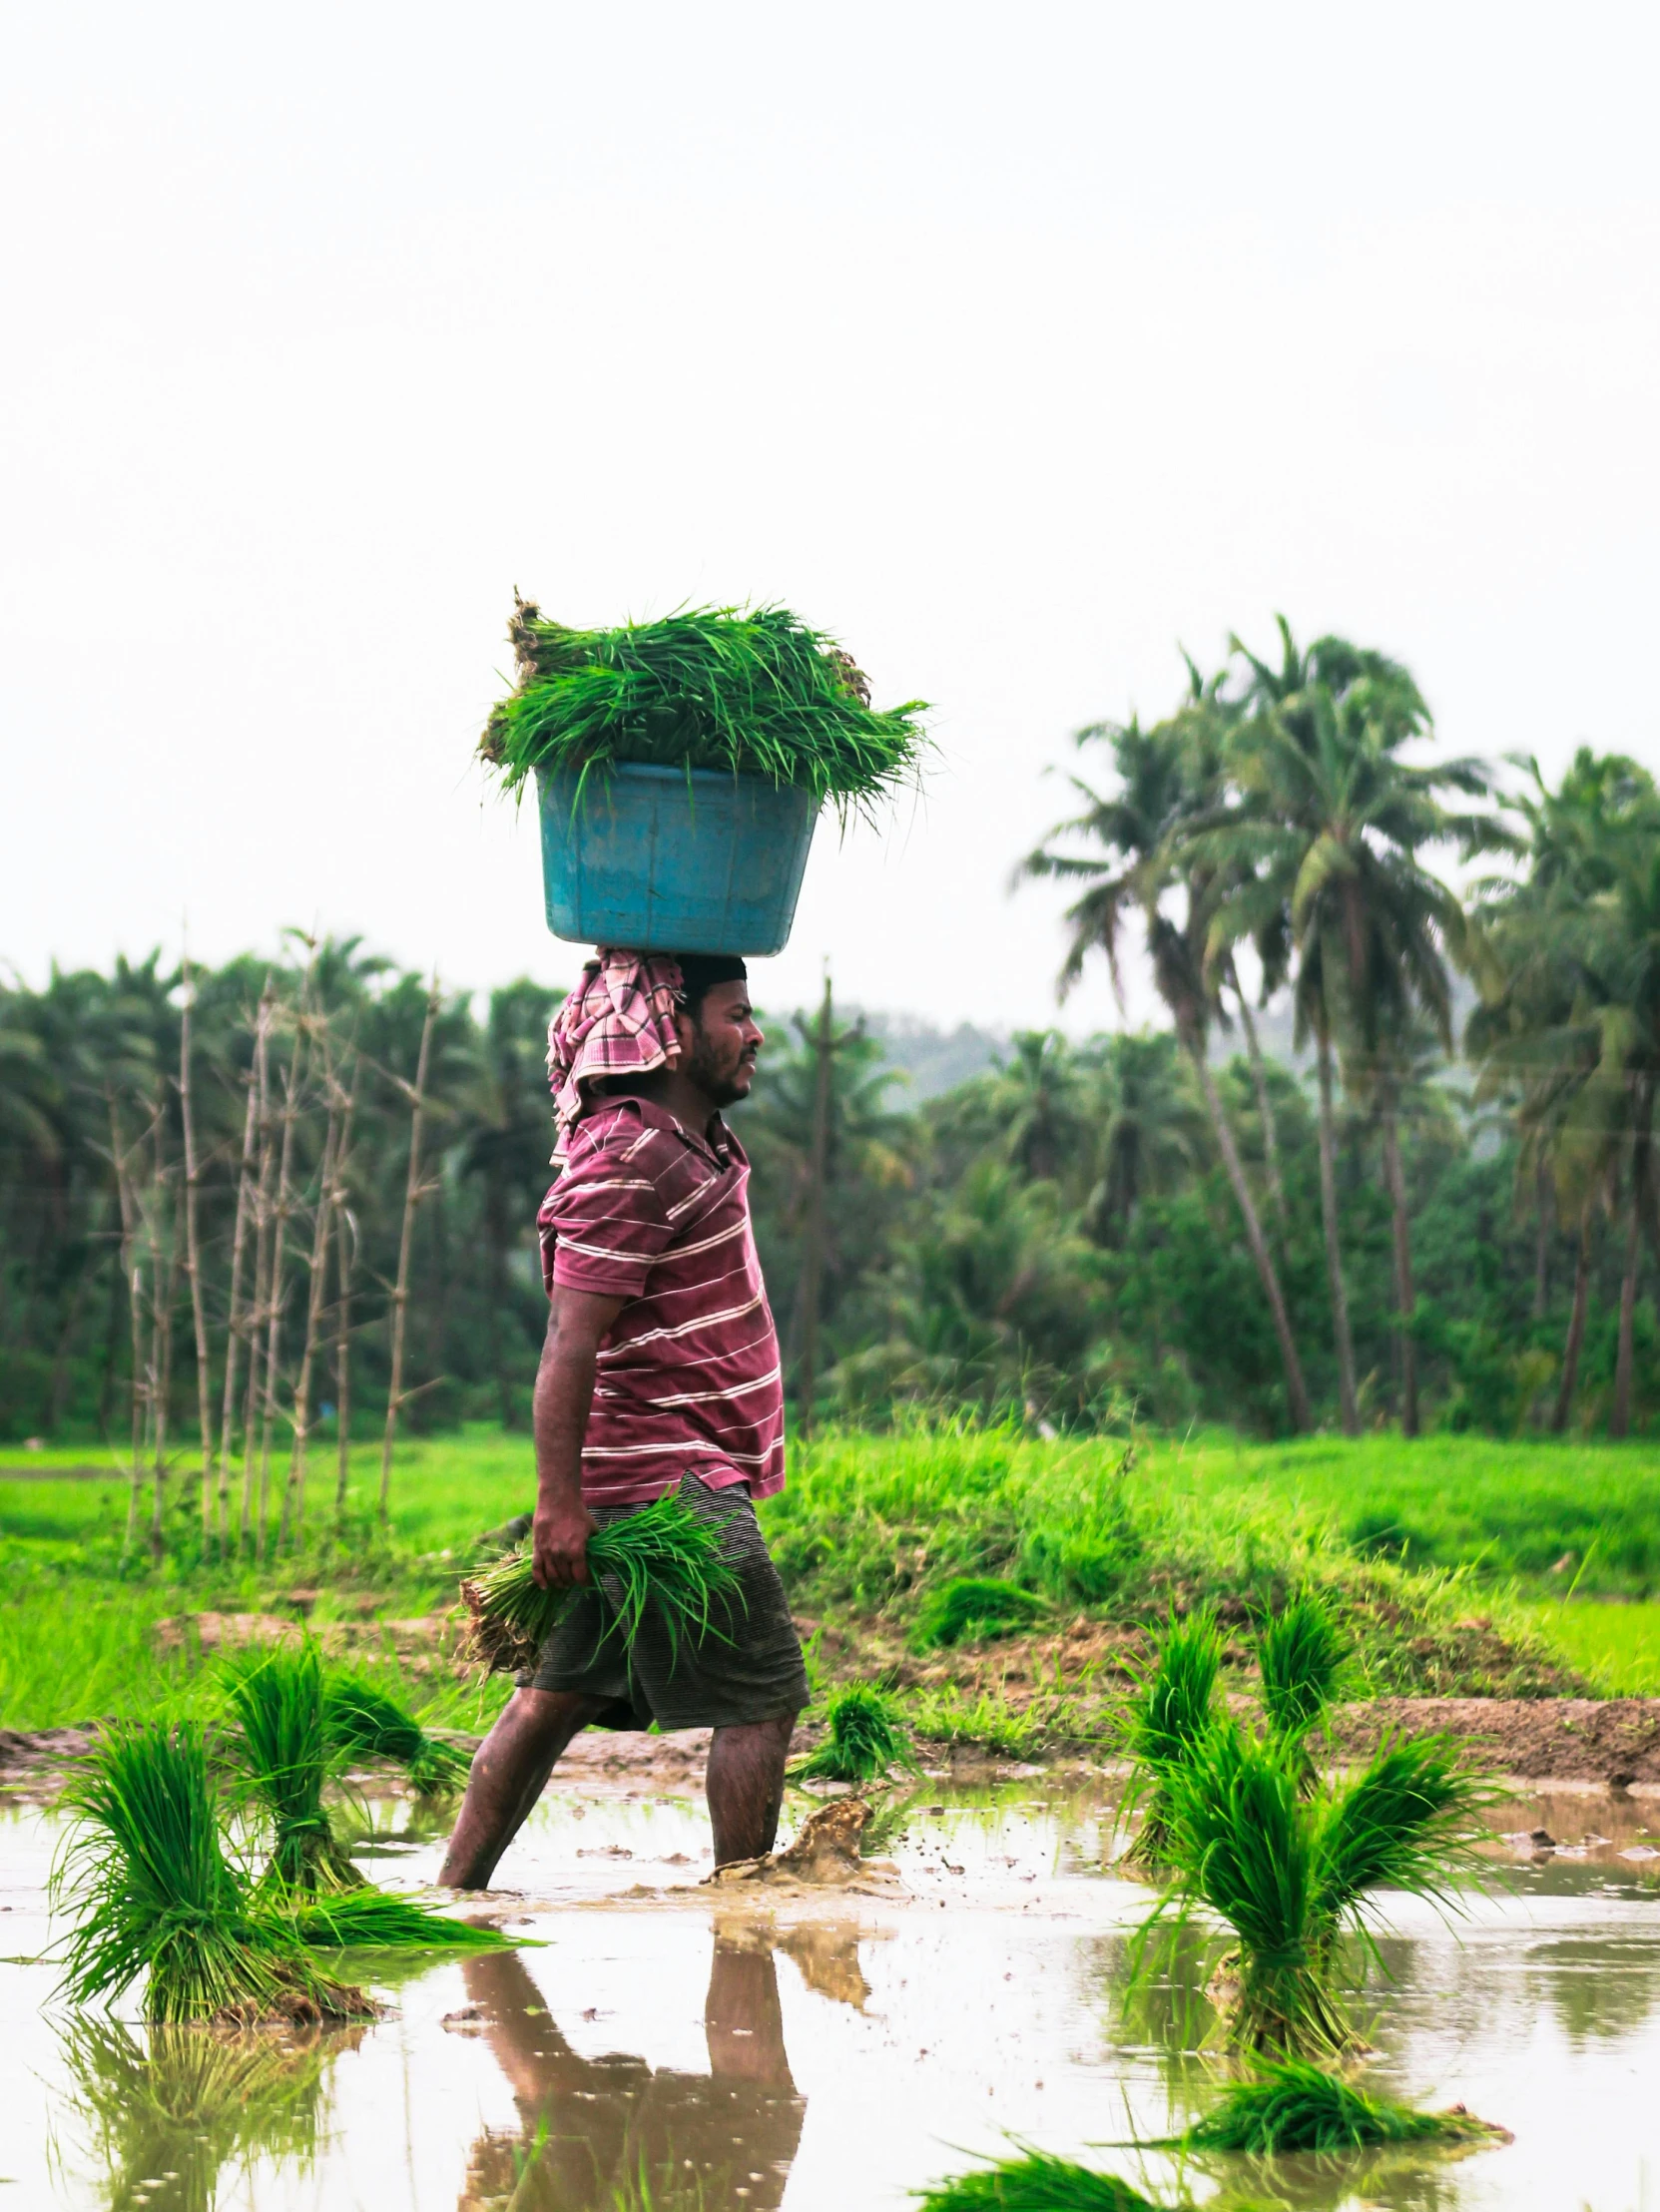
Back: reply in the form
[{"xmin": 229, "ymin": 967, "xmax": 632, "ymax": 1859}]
[{"xmin": 531, "ymin": 1494, "xmax": 600, "ymax": 1590}]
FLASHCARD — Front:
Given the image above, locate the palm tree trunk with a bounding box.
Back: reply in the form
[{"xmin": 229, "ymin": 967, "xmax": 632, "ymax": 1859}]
[
  {"xmin": 1532, "ymin": 1156, "xmax": 1552, "ymax": 1322},
  {"xmin": 1552, "ymin": 1224, "xmax": 1591, "ymax": 1434},
  {"xmin": 1182, "ymin": 1027, "xmax": 1311, "ymax": 1432},
  {"xmin": 1229, "ymin": 968, "xmax": 1288, "ymax": 1230},
  {"xmin": 1380, "ymin": 1105, "xmax": 1417, "ymax": 1437},
  {"xmin": 1612, "ymin": 1189, "xmax": 1643, "ymax": 1440},
  {"xmin": 1317, "ymin": 1035, "xmax": 1360, "ymax": 1434}
]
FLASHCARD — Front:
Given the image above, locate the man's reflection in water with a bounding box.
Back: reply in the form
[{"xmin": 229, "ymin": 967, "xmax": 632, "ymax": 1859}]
[{"xmin": 458, "ymin": 1933, "xmax": 807, "ymax": 2211}]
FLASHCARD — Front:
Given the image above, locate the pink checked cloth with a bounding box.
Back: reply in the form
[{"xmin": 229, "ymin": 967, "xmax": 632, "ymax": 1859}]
[{"xmin": 547, "ymin": 950, "xmax": 685, "ymax": 1161}]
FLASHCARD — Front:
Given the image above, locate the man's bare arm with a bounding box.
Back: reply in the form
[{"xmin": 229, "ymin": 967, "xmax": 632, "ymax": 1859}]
[{"xmin": 531, "ymin": 1284, "xmax": 626, "ymax": 1589}]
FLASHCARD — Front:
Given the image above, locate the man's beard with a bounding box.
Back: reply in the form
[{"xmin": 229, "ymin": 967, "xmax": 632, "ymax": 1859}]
[{"xmin": 681, "ymin": 1026, "xmax": 752, "ymax": 1108}]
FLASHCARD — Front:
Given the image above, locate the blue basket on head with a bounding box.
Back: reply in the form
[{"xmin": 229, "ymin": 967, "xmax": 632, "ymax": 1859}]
[{"xmin": 536, "ymin": 762, "xmax": 819, "ymax": 955}]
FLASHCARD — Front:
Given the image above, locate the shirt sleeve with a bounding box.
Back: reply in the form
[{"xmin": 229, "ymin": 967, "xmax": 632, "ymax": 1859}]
[{"xmin": 538, "ymin": 1116, "xmax": 676, "ymax": 1299}]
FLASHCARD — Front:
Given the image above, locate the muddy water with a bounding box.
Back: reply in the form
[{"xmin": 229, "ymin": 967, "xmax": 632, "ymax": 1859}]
[{"xmin": 3, "ymin": 1777, "xmax": 1660, "ymax": 2210}]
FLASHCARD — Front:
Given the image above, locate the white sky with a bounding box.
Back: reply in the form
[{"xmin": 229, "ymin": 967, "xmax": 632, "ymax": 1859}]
[{"xmin": 4, "ymin": 3, "xmax": 1659, "ymax": 1032}]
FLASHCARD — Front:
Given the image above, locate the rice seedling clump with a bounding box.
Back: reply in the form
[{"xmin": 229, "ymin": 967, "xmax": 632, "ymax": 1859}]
[
  {"xmin": 1117, "ymin": 1608, "xmax": 1223, "ymax": 1863},
  {"xmin": 460, "ymin": 1490, "xmax": 744, "ymax": 1676},
  {"xmin": 912, "ymin": 2149, "xmax": 1159, "ymax": 2210},
  {"xmin": 1152, "ymin": 1724, "xmax": 1494, "ymax": 2056},
  {"xmin": 321, "ymin": 1671, "xmax": 472, "ymax": 1797},
  {"xmin": 791, "ymin": 1685, "xmax": 920, "ymax": 1785},
  {"xmin": 912, "ymin": 1576, "xmax": 1046, "ymax": 1650},
  {"xmin": 1175, "ymin": 2056, "xmax": 1505, "ymax": 2153},
  {"xmin": 1258, "ymin": 1592, "xmax": 1347, "ymax": 1755},
  {"xmin": 53, "ymin": 1722, "xmax": 370, "ymax": 2027},
  {"xmin": 279, "ymin": 1889, "xmax": 509, "ymax": 1953},
  {"xmin": 225, "ymin": 1644, "xmax": 363, "ymax": 1896},
  {"xmin": 478, "ymin": 599, "xmax": 928, "ymax": 821}
]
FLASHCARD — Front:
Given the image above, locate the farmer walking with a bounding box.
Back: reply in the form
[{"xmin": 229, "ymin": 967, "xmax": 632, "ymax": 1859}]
[{"xmin": 440, "ymin": 950, "xmax": 809, "ymax": 1887}]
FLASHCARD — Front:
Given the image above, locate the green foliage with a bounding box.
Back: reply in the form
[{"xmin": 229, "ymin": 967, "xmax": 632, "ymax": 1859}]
[
  {"xmin": 321, "ymin": 1670, "xmax": 472, "ymax": 1796},
  {"xmin": 791, "ymin": 1684, "xmax": 918, "ymax": 1783},
  {"xmin": 479, "ymin": 600, "xmax": 927, "ymax": 818},
  {"xmin": 1258, "ymin": 1592, "xmax": 1346, "ymax": 1749},
  {"xmin": 913, "ymin": 1576, "xmax": 1046, "ymax": 1649},
  {"xmin": 52, "ymin": 1721, "xmax": 367, "ymax": 2025},
  {"xmin": 224, "ymin": 1643, "xmax": 362, "ymax": 1895},
  {"xmin": 912, "ymin": 2150, "xmax": 1159, "ymax": 2211},
  {"xmin": 460, "ymin": 1490, "xmax": 746, "ymax": 1675},
  {"xmin": 1152, "ymin": 1724, "xmax": 1493, "ymax": 2055},
  {"xmin": 1175, "ymin": 2055, "xmax": 1500, "ymax": 2152}
]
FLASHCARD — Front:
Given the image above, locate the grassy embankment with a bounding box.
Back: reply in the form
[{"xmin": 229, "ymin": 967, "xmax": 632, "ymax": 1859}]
[{"xmin": 3, "ymin": 1425, "xmax": 1659, "ymax": 1739}]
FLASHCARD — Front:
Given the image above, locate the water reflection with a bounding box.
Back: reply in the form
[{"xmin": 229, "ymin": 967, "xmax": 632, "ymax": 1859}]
[
  {"xmin": 456, "ymin": 1924, "xmax": 844, "ymax": 2212},
  {"xmin": 1526, "ymin": 1934, "xmax": 1660, "ymax": 2048},
  {"xmin": 57, "ymin": 2015, "xmax": 360, "ymax": 2212}
]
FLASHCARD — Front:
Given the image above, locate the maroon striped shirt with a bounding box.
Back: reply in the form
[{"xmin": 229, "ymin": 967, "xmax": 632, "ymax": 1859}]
[{"xmin": 537, "ymin": 1096, "xmax": 786, "ymax": 1507}]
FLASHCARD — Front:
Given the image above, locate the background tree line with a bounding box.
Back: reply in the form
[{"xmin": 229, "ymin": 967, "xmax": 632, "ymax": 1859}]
[{"xmin": 5, "ymin": 617, "xmax": 1660, "ymax": 1508}]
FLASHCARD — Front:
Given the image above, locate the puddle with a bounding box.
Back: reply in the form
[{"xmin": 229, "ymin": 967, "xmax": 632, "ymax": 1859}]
[{"xmin": 2, "ymin": 1778, "xmax": 1658, "ymax": 2209}]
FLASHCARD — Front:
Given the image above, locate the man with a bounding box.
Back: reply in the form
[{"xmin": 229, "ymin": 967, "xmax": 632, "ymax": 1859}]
[{"xmin": 440, "ymin": 950, "xmax": 808, "ymax": 1888}]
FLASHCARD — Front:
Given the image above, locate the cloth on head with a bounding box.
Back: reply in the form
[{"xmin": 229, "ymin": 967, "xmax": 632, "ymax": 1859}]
[{"xmin": 546, "ymin": 950, "xmax": 684, "ymax": 1161}]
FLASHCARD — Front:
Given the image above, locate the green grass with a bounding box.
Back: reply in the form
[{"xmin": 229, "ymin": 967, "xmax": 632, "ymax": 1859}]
[
  {"xmin": 10, "ymin": 1421, "xmax": 1659, "ymax": 1734},
  {"xmin": 1523, "ymin": 1600, "xmax": 1660, "ymax": 1693}
]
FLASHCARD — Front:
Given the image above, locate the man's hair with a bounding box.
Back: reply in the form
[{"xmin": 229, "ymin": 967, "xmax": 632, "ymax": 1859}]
[{"xmin": 673, "ymin": 953, "xmax": 749, "ymax": 1022}]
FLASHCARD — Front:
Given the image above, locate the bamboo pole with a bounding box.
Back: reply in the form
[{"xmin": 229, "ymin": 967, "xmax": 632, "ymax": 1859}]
[
  {"xmin": 330, "ymin": 1061, "xmax": 360, "ymax": 1539},
  {"xmin": 278, "ymin": 1021, "xmax": 344, "ymax": 1550},
  {"xmin": 379, "ymin": 983, "xmax": 438, "ymax": 1525},
  {"xmin": 219, "ymin": 984, "xmax": 271, "ymax": 1550},
  {"xmin": 147, "ymin": 1098, "xmax": 180, "ymax": 1563},
  {"xmin": 108, "ymin": 1089, "xmax": 149, "ymax": 1556},
  {"xmin": 256, "ymin": 1011, "xmax": 310, "ymax": 1561},
  {"xmin": 178, "ymin": 956, "xmax": 217, "ymax": 1553},
  {"xmin": 240, "ymin": 1007, "xmax": 278, "ymax": 1556}
]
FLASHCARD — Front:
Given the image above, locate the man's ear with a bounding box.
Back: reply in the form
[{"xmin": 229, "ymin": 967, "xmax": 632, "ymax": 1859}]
[{"xmin": 670, "ymin": 1004, "xmax": 698, "ymax": 1060}]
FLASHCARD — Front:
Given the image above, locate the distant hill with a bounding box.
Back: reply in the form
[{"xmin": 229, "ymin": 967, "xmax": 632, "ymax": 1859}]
[{"xmin": 849, "ymin": 1010, "xmax": 1009, "ymax": 1100}]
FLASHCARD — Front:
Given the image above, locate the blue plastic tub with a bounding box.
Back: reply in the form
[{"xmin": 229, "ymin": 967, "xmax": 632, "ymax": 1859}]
[{"xmin": 536, "ymin": 762, "xmax": 820, "ymax": 954}]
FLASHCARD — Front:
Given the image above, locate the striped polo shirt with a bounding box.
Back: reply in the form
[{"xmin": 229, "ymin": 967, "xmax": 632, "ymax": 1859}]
[{"xmin": 537, "ymin": 1095, "xmax": 786, "ymax": 1507}]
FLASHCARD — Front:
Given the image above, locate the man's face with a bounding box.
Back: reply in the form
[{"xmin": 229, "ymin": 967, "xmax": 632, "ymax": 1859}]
[{"xmin": 677, "ymin": 980, "xmax": 764, "ymax": 1108}]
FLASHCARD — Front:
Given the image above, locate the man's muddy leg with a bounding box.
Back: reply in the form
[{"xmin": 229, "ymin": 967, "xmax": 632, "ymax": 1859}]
[
  {"xmin": 439, "ymin": 1686, "xmax": 609, "ymax": 1889},
  {"xmin": 705, "ymin": 1713, "xmax": 798, "ymax": 1867}
]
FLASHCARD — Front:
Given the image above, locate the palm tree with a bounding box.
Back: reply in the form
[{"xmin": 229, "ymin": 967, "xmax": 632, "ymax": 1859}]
[
  {"xmin": 1020, "ymin": 706, "xmax": 1312, "ymax": 1432},
  {"xmin": 1470, "ymin": 751, "xmax": 1660, "ymax": 1434},
  {"xmin": 1081, "ymin": 1030, "xmax": 1208, "ymax": 1246},
  {"xmin": 976, "ymin": 1030, "xmax": 1095, "ymax": 1188},
  {"xmin": 1198, "ymin": 619, "xmax": 1499, "ymax": 1435}
]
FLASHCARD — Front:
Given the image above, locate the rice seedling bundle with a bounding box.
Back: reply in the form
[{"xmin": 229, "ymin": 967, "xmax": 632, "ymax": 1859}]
[
  {"xmin": 1117, "ymin": 1608, "xmax": 1223, "ymax": 1863},
  {"xmin": 1152, "ymin": 1723, "xmax": 1493, "ymax": 2056},
  {"xmin": 1172, "ymin": 2055, "xmax": 1503, "ymax": 2153},
  {"xmin": 1258, "ymin": 1592, "xmax": 1347, "ymax": 1754},
  {"xmin": 52, "ymin": 1722, "xmax": 369, "ymax": 2026},
  {"xmin": 278, "ymin": 1888, "xmax": 509, "ymax": 1952},
  {"xmin": 790, "ymin": 1685, "xmax": 920, "ymax": 1784},
  {"xmin": 459, "ymin": 1490, "xmax": 744, "ymax": 1676},
  {"xmin": 224, "ymin": 1644, "xmax": 362, "ymax": 1895},
  {"xmin": 321, "ymin": 1671, "xmax": 472, "ymax": 1797},
  {"xmin": 912, "ymin": 2150, "xmax": 1159, "ymax": 2211},
  {"xmin": 478, "ymin": 600, "xmax": 928, "ymax": 822},
  {"xmin": 912, "ymin": 1576, "xmax": 1046, "ymax": 1650}
]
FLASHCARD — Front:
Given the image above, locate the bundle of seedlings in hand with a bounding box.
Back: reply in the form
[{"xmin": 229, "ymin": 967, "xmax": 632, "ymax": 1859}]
[
  {"xmin": 478, "ymin": 600, "xmax": 928, "ymax": 823},
  {"xmin": 791, "ymin": 1685, "xmax": 920, "ymax": 1785},
  {"xmin": 1168, "ymin": 2054, "xmax": 1506, "ymax": 2154},
  {"xmin": 1258, "ymin": 1591, "xmax": 1347, "ymax": 1781},
  {"xmin": 321, "ymin": 1671, "xmax": 472, "ymax": 1797},
  {"xmin": 52, "ymin": 1722, "xmax": 369, "ymax": 2027},
  {"xmin": 912, "ymin": 2148, "xmax": 1161, "ymax": 2211},
  {"xmin": 460, "ymin": 1490, "xmax": 745, "ymax": 1676},
  {"xmin": 226, "ymin": 1644, "xmax": 509, "ymax": 1952},
  {"xmin": 1116, "ymin": 1608, "xmax": 1223, "ymax": 1865},
  {"xmin": 1150, "ymin": 1723, "xmax": 1493, "ymax": 2056}
]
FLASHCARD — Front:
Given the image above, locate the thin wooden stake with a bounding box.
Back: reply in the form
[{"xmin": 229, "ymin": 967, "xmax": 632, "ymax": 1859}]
[
  {"xmin": 380, "ymin": 982, "xmax": 438, "ymax": 1525},
  {"xmin": 219, "ymin": 984, "xmax": 271, "ymax": 1550},
  {"xmin": 178, "ymin": 956, "xmax": 216, "ymax": 1553},
  {"xmin": 256, "ymin": 1010, "xmax": 310, "ymax": 1562}
]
